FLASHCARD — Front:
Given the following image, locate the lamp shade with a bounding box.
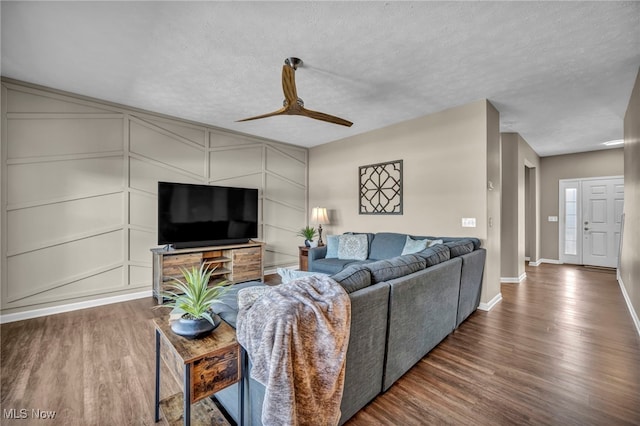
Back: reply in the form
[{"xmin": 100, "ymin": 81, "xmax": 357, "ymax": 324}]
[{"xmin": 311, "ymin": 207, "xmax": 329, "ymax": 225}]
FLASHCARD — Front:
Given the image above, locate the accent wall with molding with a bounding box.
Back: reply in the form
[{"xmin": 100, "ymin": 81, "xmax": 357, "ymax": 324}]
[{"xmin": 0, "ymin": 79, "xmax": 307, "ymax": 317}]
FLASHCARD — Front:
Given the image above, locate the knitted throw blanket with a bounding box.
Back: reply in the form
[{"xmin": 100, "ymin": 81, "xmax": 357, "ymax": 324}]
[{"xmin": 236, "ymin": 275, "xmax": 351, "ymax": 426}]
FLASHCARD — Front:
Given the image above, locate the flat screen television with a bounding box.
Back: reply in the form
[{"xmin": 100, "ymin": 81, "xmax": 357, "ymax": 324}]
[{"xmin": 157, "ymin": 181, "xmax": 259, "ymax": 248}]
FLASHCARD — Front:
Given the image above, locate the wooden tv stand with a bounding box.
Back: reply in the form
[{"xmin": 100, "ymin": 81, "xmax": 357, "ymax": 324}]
[{"xmin": 151, "ymin": 241, "xmax": 264, "ymax": 304}]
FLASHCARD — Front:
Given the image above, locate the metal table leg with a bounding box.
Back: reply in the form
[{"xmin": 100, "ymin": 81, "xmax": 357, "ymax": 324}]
[
  {"xmin": 239, "ymin": 347, "xmax": 246, "ymax": 426},
  {"xmin": 184, "ymin": 363, "xmax": 191, "ymax": 426},
  {"xmin": 155, "ymin": 330, "xmax": 161, "ymax": 423}
]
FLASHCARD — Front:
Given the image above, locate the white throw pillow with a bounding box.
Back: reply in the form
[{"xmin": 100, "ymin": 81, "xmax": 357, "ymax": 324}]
[
  {"xmin": 337, "ymin": 234, "xmax": 368, "ymax": 260},
  {"xmin": 401, "ymin": 236, "xmax": 428, "ymax": 255}
]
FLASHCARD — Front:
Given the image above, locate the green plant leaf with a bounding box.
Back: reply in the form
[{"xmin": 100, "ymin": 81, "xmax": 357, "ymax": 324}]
[{"xmin": 156, "ymin": 262, "xmax": 229, "ymax": 319}]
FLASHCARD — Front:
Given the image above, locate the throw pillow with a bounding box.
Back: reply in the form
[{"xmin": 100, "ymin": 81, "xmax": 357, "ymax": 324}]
[
  {"xmin": 325, "ymin": 235, "xmax": 339, "ymax": 259},
  {"xmin": 337, "ymin": 234, "xmax": 368, "ymax": 260},
  {"xmin": 401, "ymin": 236, "xmax": 428, "ymax": 255}
]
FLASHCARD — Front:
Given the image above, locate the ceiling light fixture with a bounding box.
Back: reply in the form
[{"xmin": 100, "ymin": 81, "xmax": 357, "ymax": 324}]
[{"xmin": 603, "ymin": 139, "xmax": 624, "ymax": 146}]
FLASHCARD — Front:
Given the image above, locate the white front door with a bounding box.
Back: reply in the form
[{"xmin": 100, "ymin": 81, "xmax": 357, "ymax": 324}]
[
  {"xmin": 581, "ymin": 178, "xmax": 624, "ymax": 267},
  {"xmin": 559, "ymin": 177, "xmax": 624, "ymax": 268}
]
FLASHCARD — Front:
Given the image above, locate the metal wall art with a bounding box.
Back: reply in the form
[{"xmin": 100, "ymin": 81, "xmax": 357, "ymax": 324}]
[{"xmin": 359, "ymin": 160, "xmax": 403, "ymax": 215}]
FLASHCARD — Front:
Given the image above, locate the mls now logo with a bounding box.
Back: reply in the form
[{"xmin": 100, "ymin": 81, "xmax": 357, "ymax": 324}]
[{"xmin": 3, "ymin": 408, "xmax": 57, "ymax": 419}]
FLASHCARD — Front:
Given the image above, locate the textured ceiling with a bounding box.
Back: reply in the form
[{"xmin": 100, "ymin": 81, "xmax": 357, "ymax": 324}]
[{"xmin": 2, "ymin": 1, "xmax": 639, "ymax": 156}]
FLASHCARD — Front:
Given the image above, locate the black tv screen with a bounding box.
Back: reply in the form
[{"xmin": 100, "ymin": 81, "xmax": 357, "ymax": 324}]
[{"xmin": 158, "ymin": 182, "xmax": 258, "ymax": 248}]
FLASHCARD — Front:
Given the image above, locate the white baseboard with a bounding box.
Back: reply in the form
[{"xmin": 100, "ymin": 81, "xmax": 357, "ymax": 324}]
[
  {"xmin": 539, "ymin": 258, "xmax": 562, "ymax": 264},
  {"xmin": 501, "ymin": 273, "xmax": 526, "ymax": 283},
  {"xmin": 528, "ymin": 259, "xmax": 542, "ymax": 267},
  {"xmin": 0, "ymin": 290, "xmax": 152, "ymax": 324},
  {"xmin": 478, "ymin": 292, "xmax": 502, "ymax": 311},
  {"xmin": 617, "ymin": 276, "xmax": 640, "ymax": 337}
]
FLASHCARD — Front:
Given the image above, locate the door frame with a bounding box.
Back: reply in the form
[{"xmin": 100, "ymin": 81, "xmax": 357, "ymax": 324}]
[{"xmin": 558, "ymin": 175, "xmax": 623, "ymax": 265}]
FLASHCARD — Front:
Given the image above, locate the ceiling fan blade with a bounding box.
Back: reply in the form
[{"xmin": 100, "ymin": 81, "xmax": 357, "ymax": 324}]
[
  {"xmin": 300, "ymin": 107, "xmax": 353, "ymax": 127},
  {"xmin": 236, "ymin": 107, "xmax": 287, "ymax": 123},
  {"xmin": 282, "ymin": 65, "xmax": 298, "ymax": 105}
]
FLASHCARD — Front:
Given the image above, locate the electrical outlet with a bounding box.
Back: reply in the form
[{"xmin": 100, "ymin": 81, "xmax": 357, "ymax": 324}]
[{"xmin": 461, "ymin": 218, "xmax": 476, "ymax": 227}]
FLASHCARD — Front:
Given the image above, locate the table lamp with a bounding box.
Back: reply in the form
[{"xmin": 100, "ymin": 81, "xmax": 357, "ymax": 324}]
[{"xmin": 311, "ymin": 207, "xmax": 329, "ymax": 246}]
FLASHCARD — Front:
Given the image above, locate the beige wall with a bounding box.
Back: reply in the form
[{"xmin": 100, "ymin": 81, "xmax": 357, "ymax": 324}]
[
  {"xmin": 500, "ymin": 133, "xmax": 540, "ymax": 280},
  {"xmin": 539, "ymin": 148, "xmax": 624, "ymax": 261},
  {"xmin": 484, "ymin": 102, "xmax": 502, "ymax": 306},
  {"xmin": 309, "ymin": 100, "xmax": 502, "ymax": 306},
  {"xmin": 621, "ymin": 69, "xmax": 640, "ymax": 330},
  {"xmin": 1, "ymin": 79, "xmax": 307, "ymax": 316}
]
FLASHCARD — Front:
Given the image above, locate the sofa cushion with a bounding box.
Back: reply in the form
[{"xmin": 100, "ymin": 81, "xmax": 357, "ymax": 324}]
[
  {"xmin": 415, "ymin": 244, "xmax": 451, "ymax": 266},
  {"xmin": 338, "ymin": 234, "xmax": 369, "ymax": 260},
  {"xmin": 325, "ymin": 235, "xmax": 340, "ymax": 258},
  {"xmin": 445, "ymin": 239, "xmax": 475, "ymax": 257},
  {"xmin": 365, "ymin": 254, "xmax": 427, "ymax": 284},
  {"xmin": 331, "ymin": 264, "xmax": 372, "ymax": 294},
  {"xmin": 311, "ymin": 258, "xmax": 365, "ymax": 275},
  {"xmin": 432, "ymin": 236, "xmax": 482, "ymax": 250},
  {"xmin": 369, "ymin": 232, "xmax": 418, "ymax": 260}
]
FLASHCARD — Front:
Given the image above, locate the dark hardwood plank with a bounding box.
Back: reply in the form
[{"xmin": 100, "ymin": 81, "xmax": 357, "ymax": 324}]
[
  {"xmin": 1, "ymin": 265, "xmax": 639, "ymax": 425},
  {"xmin": 347, "ymin": 264, "xmax": 640, "ymax": 425}
]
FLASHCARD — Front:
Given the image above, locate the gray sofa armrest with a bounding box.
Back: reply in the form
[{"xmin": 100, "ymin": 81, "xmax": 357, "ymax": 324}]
[
  {"xmin": 308, "ymin": 245, "xmax": 327, "ymax": 261},
  {"xmin": 456, "ymin": 248, "xmax": 486, "ymax": 327},
  {"xmin": 307, "ymin": 245, "xmax": 328, "ymax": 271}
]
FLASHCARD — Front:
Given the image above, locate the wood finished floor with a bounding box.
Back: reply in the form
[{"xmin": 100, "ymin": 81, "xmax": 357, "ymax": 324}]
[{"xmin": 1, "ymin": 264, "xmax": 639, "ymax": 425}]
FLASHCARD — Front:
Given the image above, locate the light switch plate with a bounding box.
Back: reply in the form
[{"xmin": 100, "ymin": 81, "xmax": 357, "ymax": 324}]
[
  {"xmin": 461, "ymin": 218, "xmax": 476, "ymax": 227},
  {"xmin": 548, "ymin": 216, "xmax": 558, "ymax": 222}
]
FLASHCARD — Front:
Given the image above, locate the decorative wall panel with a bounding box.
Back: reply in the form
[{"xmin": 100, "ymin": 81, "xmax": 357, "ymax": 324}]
[
  {"xmin": 129, "ymin": 191, "xmax": 157, "ymax": 230},
  {"xmin": 1, "ymin": 80, "xmax": 308, "ymax": 316},
  {"xmin": 7, "ymin": 116, "xmax": 123, "ymax": 159},
  {"xmin": 266, "ymin": 146, "xmax": 306, "ymax": 184},
  {"xmin": 7, "ymin": 193, "xmax": 124, "ymax": 255},
  {"xmin": 210, "ymin": 130, "xmax": 256, "ymax": 148},
  {"xmin": 7, "ymin": 230, "xmax": 124, "ymax": 302},
  {"xmin": 129, "ymin": 229, "xmax": 156, "ymax": 264},
  {"xmin": 146, "ymin": 118, "xmax": 207, "ymax": 147},
  {"xmin": 129, "ymin": 157, "xmax": 200, "ymax": 194},
  {"xmin": 209, "ymin": 146, "xmax": 263, "ymax": 182},
  {"xmin": 7, "ymin": 157, "xmax": 123, "ymax": 207},
  {"xmin": 265, "ymin": 174, "xmax": 306, "ymax": 210},
  {"xmin": 130, "ymin": 121, "xmax": 205, "ymax": 176}
]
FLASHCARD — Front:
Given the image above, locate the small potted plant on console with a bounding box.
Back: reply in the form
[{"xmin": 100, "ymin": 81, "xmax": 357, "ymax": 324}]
[
  {"xmin": 158, "ymin": 263, "xmax": 230, "ymax": 339},
  {"xmin": 297, "ymin": 226, "xmax": 318, "ymax": 247}
]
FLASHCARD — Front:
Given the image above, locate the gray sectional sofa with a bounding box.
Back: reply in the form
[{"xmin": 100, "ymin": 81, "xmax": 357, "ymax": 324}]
[{"xmin": 212, "ymin": 232, "xmax": 486, "ymax": 425}]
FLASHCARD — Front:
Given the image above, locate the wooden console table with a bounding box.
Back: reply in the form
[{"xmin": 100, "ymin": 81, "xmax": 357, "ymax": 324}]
[
  {"xmin": 153, "ymin": 316, "xmax": 244, "ymax": 426},
  {"xmin": 152, "ymin": 241, "xmax": 264, "ymax": 304}
]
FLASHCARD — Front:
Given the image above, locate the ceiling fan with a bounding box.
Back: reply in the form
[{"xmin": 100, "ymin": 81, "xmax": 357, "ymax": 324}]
[{"xmin": 237, "ymin": 57, "xmax": 353, "ymax": 127}]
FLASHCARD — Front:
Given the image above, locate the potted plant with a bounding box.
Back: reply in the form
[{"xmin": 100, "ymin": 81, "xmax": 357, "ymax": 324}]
[
  {"xmin": 297, "ymin": 226, "xmax": 318, "ymax": 247},
  {"xmin": 158, "ymin": 263, "xmax": 230, "ymax": 339}
]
